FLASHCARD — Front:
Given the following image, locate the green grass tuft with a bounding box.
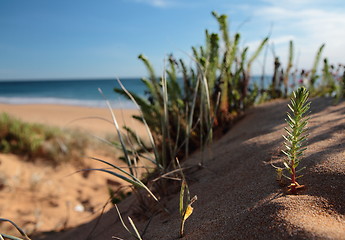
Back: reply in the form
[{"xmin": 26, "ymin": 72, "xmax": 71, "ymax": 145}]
[{"xmin": 0, "ymin": 113, "xmax": 87, "ymax": 166}]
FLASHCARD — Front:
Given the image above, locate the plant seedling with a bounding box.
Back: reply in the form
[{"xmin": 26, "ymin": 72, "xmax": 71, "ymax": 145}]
[{"xmin": 281, "ymin": 87, "xmax": 311, "ymax": 193}]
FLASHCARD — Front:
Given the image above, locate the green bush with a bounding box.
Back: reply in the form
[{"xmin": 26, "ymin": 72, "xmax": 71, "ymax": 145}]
[{"xmin": 0, "ymin": 113, "xmax": 87, "ymax": 165}]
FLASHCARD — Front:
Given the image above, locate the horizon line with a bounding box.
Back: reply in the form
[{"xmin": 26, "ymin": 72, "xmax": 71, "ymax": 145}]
[{"xmin": 0, "ymin": 74, "xmax": 274, "ymax": 82}]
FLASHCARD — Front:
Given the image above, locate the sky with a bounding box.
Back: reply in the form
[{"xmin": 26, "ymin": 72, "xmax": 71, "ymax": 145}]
[{"xmin": 0, "ymin": 0, "xmax": 344, "ymax": 80}]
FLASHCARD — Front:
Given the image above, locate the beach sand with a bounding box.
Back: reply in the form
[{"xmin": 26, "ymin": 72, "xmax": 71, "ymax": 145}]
[
  {"xmin": 30, "ymin": 97, "xmax": 345, "ymax": 240},
  {"xmin": 1, "ymin": 99, "xmax": 345, "ymax": 240},
  {"xmin": 0, "ymin": 103, "xmax": 147, "ymax": 236},
  {"xmin": 0, "ymin": 103, "xmax": 145, "ymax": 137}
]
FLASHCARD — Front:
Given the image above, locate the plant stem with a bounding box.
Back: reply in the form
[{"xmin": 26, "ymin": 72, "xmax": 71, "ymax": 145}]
[{"xmin": 291, "ymin": 163, "xmax": 297, "ymax": 192}]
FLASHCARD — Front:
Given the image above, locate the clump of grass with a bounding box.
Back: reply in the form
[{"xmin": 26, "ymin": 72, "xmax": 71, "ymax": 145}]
[
  {"xmin": 0, "ymin": 113, "xmax": 87, "ymax": 166},
  {"xmin": 265, "ymin": 41, "xmax": 327, "ymax": 100},
  {"xmin": 318, "ymin": 61, "xmax": 345, "ymax": 101},
  {"xmin": 115, "ymin": 11, "xmax": 269, "ymax": 171},
  {"xmin": 106, "ymin": 12, "xmax": 267, "ymax": 235},
  {"xmin": 281, "ymin": 87, "xmax": 311, "ymax": 193},
  {"xmin": 82, "ymin": 89, "xmax": 159, "ymax": 203}
]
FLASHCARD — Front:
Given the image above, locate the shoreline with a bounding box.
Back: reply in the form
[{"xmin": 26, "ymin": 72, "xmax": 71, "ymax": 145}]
[{"xmin": 0, "ymin": 103, "xmax": 144, "ymax": 137}]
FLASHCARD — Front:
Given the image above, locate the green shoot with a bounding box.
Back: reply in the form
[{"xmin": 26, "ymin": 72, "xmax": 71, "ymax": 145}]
[
  {"xmin": 309, "ymin": 43, "xmax": 325, "ymax": 89},
  {"xmin": 283, "ymin": 40, "xmax": 294, "ymax": 97},
  {"xmin": 282, "ymin": 87, "xmax": 311, "ymax": 193}
]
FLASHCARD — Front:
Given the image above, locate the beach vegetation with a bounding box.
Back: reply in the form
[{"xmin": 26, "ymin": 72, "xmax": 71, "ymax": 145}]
[
  {"xmin": 309, "ymin": 44, "xmax": 326, "ymax": 91},
  {"xmin": 115, "ymin": 11, "xmax": 269, "ymax": 171},
  {"xmin": 280, "ymin": 87, "xmax": 310, "ymax": 193},
  {"xmin": 105, "ymin": 13, "xmax": 269, "ymax": 226},
  {"xmin": 85, "ymin": 10, "xmax": 344, "ymax": 239},
  {"xmin": 282, "ymin": 40, "xmax": 294, "ymax": 97},
  {"xmin": 0, "ymin": 113, "xmax": 87, "ymax": 166},
  {"xmin": 263, "ymin": 39, "xmax": 345, "ymax": 102},
  {"xmin": 82, "ymin": 88, "xmax": 160, "ymax": 205},
  {"xmin": 317, "ymin": 60, "xmax": 345, "ymax": 101}
]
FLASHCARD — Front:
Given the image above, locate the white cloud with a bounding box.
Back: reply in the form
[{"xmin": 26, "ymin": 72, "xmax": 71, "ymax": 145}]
[{"xmin": 248, "ymin": 2, "xmax": 345, "ymax": 74}]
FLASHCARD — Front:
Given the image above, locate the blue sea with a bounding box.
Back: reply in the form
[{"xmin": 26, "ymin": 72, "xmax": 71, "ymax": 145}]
[
  {"xmin": 0, "ymin": 78, "xmax": 146, "ymax": 108},
  {"xmin": 0, "ymin": 76, "xmax": 272, "ymax": 108}
]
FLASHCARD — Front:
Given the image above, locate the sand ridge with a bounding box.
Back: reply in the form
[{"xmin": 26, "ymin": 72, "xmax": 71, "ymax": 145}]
[
  {"xmin": 34, "ymin": 97, "xmax": 345, "ymax": 240},
  {"xmin": 1, "ymin": 98, "xmax": 344, "ymax": 239}
]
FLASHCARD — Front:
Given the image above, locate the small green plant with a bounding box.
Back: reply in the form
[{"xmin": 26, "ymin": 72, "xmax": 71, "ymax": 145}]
[
  {"xmin": 0, "ymin": 218, "xmax": 31, "ymax": 240},
  {"xmin": 281, "ymin": 86, "xmax": 311, "ymax": 193}
]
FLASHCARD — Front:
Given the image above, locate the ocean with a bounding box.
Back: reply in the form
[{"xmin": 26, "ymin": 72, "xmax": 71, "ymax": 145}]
[
  {"xmin": 0, "ymin": 78, "xmax": 146, "ymax": 108},
  {"xmin": 0, "ymin": 76, "xmax": 272, "ymax": 108}
]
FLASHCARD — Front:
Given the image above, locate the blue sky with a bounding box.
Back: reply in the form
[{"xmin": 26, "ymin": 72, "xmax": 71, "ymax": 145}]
[{"xmin": 1, "ymin": 0, "xmax": 344, "ymax": 80}]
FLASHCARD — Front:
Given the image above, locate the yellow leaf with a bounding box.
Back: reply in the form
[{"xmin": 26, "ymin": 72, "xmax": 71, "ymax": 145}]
[{"xmin": 183, "ymin": 205, "xmax": 194, "ymax": 222}]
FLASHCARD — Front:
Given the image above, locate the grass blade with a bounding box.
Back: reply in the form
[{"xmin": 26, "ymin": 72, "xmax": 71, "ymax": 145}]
[
  {"xmin": 128, "ymin": 217, "xmax": 143, "ymax": 240},
  {"xmin": 115, "ymin": 77, "xmax": 161, "ymax": 169},
  {"xmin": 98, "ymin": 88, "xmax": 134, "ymax": 176},
  {"xmin": 0, "ymin": 218, "xmax": 31, "ymax": 240}
]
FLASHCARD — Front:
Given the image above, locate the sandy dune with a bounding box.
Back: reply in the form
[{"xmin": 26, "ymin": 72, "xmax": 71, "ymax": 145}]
[
  {"xmin": 1, "ymin": 98, "xmax": 344, "ymax": 240},
  {"xmin": 32, "ymin": 97, "xmax": 345, "ymax": 240}
]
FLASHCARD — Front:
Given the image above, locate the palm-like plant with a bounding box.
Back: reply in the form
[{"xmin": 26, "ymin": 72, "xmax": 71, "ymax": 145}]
[{"xmin": 282, "ymin": 87, "xmax": 310, "ymax": 193}]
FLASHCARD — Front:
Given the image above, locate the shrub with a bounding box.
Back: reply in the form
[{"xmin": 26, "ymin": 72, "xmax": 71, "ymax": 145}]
[{"xmin": 0, "ymin": 113, "xmax": 87, "ymax": 165}]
